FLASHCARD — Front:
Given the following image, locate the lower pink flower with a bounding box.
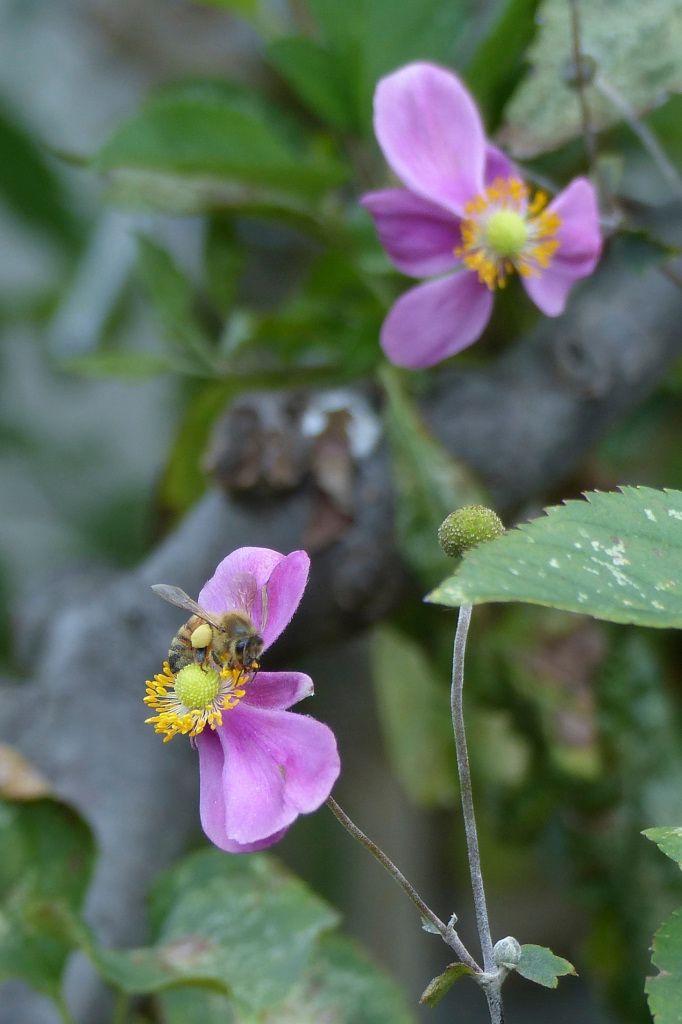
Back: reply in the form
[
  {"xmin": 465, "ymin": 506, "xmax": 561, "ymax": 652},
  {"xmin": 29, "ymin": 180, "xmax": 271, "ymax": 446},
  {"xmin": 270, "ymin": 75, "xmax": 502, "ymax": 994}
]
[{"xmin": 147, "ymin": 547, "xmax": 340, "ymax": 853}]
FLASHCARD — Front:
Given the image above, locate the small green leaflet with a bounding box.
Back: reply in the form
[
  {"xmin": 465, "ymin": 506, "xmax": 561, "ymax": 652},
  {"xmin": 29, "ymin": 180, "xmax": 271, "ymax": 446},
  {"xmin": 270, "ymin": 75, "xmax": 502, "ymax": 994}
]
[
  {"xmin": 643, "ymin": 826, "xmax": 682, "ymax": 869},
  {"xmin": 419, "ymin": 963, "xmax": 474, "ymax": 1007},
  {"xmin": 515, "ymin": 944, "xmax": 576, "ymax": 988},
  {"xmin": 428, "ymin": 488, "xmax": 682, "ymax": 629}
]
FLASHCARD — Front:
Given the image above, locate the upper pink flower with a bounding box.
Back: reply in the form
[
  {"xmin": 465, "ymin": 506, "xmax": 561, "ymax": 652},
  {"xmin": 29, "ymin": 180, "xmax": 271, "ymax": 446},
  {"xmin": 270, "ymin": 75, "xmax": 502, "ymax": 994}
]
[
  {"xmin": 147, "ymin": 547, "xmax": 340, "ymax": 854},
  {"xmin": 361, "ymin": 62, "xmax": 602, "ymax": 368}
]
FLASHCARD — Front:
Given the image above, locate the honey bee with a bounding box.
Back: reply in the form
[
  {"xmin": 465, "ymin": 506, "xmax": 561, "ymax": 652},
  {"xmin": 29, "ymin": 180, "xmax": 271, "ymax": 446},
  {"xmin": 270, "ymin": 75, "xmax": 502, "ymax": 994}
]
[{"xmin": 152, "ymin": 573, "xmax": 267, "ymax": 677}]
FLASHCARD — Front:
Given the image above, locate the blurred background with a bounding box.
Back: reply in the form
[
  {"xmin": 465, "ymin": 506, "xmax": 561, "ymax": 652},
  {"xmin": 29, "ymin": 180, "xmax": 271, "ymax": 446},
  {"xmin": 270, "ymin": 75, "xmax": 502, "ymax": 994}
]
[{"xmin": 1, "ymin": 1, "xmax": 682, "ymax": 1022}]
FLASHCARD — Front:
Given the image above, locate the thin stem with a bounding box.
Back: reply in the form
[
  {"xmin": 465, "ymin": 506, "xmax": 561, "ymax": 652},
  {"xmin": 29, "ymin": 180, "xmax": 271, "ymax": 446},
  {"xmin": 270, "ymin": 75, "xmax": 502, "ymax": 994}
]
[
  {"xmin": 326, "ymin": 796, "xmax": 480, "ymax": 972},
  {"xmin": 450, "ymin": 604, "xmax": 494, "ymax": 973},
  {"xmin": 567, "ymin": 0, "xmax": 613, "ymax": 215},
  {"xmin": 594, "ymin": 74, "xmax": 682, "ymax": 198}
]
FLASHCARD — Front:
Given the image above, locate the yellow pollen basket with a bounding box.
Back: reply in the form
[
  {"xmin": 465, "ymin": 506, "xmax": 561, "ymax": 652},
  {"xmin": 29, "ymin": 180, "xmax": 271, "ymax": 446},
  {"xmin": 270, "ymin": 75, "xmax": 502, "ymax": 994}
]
[
  {"xmin": 456, "ymin": 177, "xmax": 561, "ymax": 291},
  {"xmin": 144, "ymin": 660, "xmax": 250, "ymax": 742}
]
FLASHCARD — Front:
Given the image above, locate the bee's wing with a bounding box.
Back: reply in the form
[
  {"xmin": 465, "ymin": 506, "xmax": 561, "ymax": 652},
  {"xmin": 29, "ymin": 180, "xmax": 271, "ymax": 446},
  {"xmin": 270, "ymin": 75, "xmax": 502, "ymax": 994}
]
[
  {"xmin": 151, "ymin": 584, "xmax": 224, "ymax": 629},
  {"xmin": 225, "ymin": 572, "xmax": 268, "ymax": 632}
]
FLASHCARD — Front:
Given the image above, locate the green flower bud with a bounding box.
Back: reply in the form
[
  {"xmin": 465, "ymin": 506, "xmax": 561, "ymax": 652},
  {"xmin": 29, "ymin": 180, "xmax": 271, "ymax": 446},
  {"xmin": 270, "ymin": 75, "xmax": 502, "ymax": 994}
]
[
  {"xmin": 438, "ymin": 505, "xmax": 505, "ymax": 558},
  {"xmin": 493, "ymin": 936, "xmax": 522, "ymax": 970}
]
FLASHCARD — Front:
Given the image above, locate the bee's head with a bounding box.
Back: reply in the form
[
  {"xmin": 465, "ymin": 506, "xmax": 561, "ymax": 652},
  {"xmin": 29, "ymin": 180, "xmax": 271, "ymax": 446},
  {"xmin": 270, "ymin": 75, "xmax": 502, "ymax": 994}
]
[{"xmin": 235, "ymin": 634, "xmax": 264, "ymax": 665}]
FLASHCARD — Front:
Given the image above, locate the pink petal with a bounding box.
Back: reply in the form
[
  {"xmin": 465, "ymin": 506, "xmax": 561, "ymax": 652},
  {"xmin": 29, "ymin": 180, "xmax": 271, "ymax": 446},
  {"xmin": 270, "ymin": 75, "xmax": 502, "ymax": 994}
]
[
  {"xmin": 198, "ymin": 548, "xmax": 309, "ymax": 651},
  {"xmin": 197, "ymin": 734, "xmax": 289, "ymax": 853},
  {"xmin": 258, "ymin": 550, "xmax": 309, "ymax": 650},
  {"xmin": 522, "ymin": 177, "xmax": 601, "ymax": 316},
  {"xmin": 198, "ymin": 704, "xmax": 340, "ymax": 847},
  {"xmin": 360, "ymin": 189, "xmax": 460, "ymax": 277},
  {"xmin": 381, "ymin": 271, "xmax": 493, "ymax": 368},
  {"xmin": 374, "ymin": 62, "xmax": 486, "ymax": 216},
  {"xmin": 484, "ymin": 144, "xmax": 516, "ymax": 185},
  {"xmin": 242, "ymin": 670, "xmax": 313, "ymax": 710}
]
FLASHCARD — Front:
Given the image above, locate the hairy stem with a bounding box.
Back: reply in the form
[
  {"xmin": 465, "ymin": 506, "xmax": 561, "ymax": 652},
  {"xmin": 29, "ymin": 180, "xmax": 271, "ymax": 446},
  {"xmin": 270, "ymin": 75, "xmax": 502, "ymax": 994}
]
[
  {"xmin": 451, "ymin": 604, "xmax": 494, "ymax": 972},
  {"xmin": 451, "ymin": 604, "xmax": 504, "ymax": 1023},
  {"xmin": 567, "ymin": 0, "xmax": 614, "ymax": 218},
  {"xmin": 326, "ymin": 796, "xmax": 480, "ymax": 972}
]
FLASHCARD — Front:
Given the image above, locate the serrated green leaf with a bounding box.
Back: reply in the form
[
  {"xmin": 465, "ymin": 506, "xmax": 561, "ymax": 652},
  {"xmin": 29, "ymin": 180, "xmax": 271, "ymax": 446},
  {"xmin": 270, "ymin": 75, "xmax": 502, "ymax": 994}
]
[
  {"xmin": 428, "ymin": 487, "xmax": 682, "ymax": 628},
  {"xmin": 372, "ymin": 626, "xmax": 457, "ymax": 808},
  {"xmin": 77, "ymin": 850, "xmax": 338, "ymax": 1012},
  {"xmin": 515, "ymin": 944, "xmax": 576, "ymax": 988},
  {"xmin": 501, "ymin": 0, "xmax": 682, "ymax": 157},
  {"xmin": 643, "ymin": 827, "xmax": 682, "ymax": 869},
  {"xmin": 94, "ymin": 89, "xmax": 345, "ymax": 199},
  {"xmin": 419, "ymin": 962, "xmax": 475, "ymax": 1007},
  {"xmin": 159, "ymin": 935, "xmax": 415, "ymax": 1024},
  {"xmin": 381, "ymin": 367, "xmax": 484, "ymax": 586},
  {"xmin": 646, "ymin": 908, "xmax": 682, "ymax": 1022},
  {"xmin": 0, "ymin": 798, "xmax": 95, "ymax": 999}
]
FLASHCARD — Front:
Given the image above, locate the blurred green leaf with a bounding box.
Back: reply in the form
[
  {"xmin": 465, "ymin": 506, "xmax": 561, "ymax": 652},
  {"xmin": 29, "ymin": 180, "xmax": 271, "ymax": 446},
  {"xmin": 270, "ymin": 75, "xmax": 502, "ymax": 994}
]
[
  {"xmin": 607, "ymin": 229, "xmax": 678, "ymax": 275},
  {"xmin": 204, "ymin": 218, "xmax": 244, "ymax": 317},
  {"xmin": 159, "ymin": 935, "xmax": 415, "ymax": 1023},
  {"xmin": 136, "ymin": 236, "xmax": 215, "ymax": 368},
  {"xmin": 372, "ymin": 626, "xmax": 457, "ymax": 808},
  {"xmin": 61, "ymin": 351, "xmax": 175, "ymax": 379},
  {"xmin": 0, "ymin": 103, "xmax": 81, "ymax": 250},
  {"xmin": 160, "ymin": 381, "xmax": 235, "ymax": 516},
  {"xmin": 94, "ymin": 86, "xmax": 345, "ymax": 199},
  {"xmin": 646, "ymin": 908, "xmax": 682, "ymax": 1022},
  {"xmin": 381, "ymin": 366, "xmax": 484, "ymax": 586},
  {"xmin": 419, "ymin": 962, "xmax": 475, "ymax": 1006},
  {"xmin": 429, "ymin": 487, "xmax": 682, "ymax": 628},
  {"xmin": 501, "ymin": 0, "xmax": 682, "ymax": 157},
  {"xmin": 643, "ymin": 827, "xmax": 682, "ymax": 870},
  {"xmin": 305, "ymin": 0, "xmax": 469, "ymax": 134},
  {"xmin": 0, "ymin": 798, "xmax": 95, "ymax": 999},
  {"xmin": 268, "ymin": 37, "xmax": 356, "ymax": 131},
  {"xmin": 466, "ymin": 0, "xmax": 540, "ymax": 129},
  {"xmin": 74, "ymin": 850, "xmax": 338, "ymax": 1011},
  {"xmin": 515, "ymin": 944, "xmax": 576, "ymax": 988},
  {"xmin": 192, "ymin": 0, "xmax": 259, "ymax": 15}
]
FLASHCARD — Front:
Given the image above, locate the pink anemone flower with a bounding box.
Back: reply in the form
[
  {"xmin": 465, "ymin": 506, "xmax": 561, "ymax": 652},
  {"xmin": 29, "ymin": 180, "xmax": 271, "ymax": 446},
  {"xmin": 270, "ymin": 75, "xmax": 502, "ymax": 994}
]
[
  {"xmin": 361, "ymin": 62, "xmax": 602, "ymax": 368},
  {"xmin": 146, "ymin": 547, "xmax": 340, "ymax": 853}
]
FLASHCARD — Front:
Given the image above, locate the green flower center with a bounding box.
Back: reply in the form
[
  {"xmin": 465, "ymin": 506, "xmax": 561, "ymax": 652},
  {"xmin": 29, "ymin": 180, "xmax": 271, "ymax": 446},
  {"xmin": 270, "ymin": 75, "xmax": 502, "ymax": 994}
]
[
  {"xmin": 484, "ymin": 209, "xmax": 528, "ymax": 257},
  {"xmin": 174, "ymin": 664, "xmax": 221, "ymax": 710}
]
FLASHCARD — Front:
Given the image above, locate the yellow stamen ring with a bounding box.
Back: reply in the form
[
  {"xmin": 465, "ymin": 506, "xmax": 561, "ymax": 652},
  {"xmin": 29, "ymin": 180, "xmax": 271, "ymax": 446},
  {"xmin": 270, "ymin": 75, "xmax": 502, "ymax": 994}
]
[
  {"xmin": 455, "ymin": 177, "xmax": 561, "ymax": 291},
  {"xmin": 144, "ymin": 661, "xmax": 251, "ymax": 743}
]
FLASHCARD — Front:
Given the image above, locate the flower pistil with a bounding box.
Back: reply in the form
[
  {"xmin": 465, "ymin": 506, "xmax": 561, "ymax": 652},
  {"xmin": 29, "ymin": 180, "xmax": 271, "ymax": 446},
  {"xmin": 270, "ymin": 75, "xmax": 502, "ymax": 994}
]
[
  {"xmin": 456, "ymin": 177, "xmax": 561, "ymax": 290},
  {"xmin": 144, "ymin": 661, "xmax": 250, "ymax": 742}
]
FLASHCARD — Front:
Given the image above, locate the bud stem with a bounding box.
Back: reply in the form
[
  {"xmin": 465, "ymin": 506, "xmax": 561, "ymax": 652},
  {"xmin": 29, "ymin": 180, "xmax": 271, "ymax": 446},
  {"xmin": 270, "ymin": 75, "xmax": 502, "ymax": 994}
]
[{"xmin": 451, "ymin": 603, "xmax": 503, "ymax": 1023}]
